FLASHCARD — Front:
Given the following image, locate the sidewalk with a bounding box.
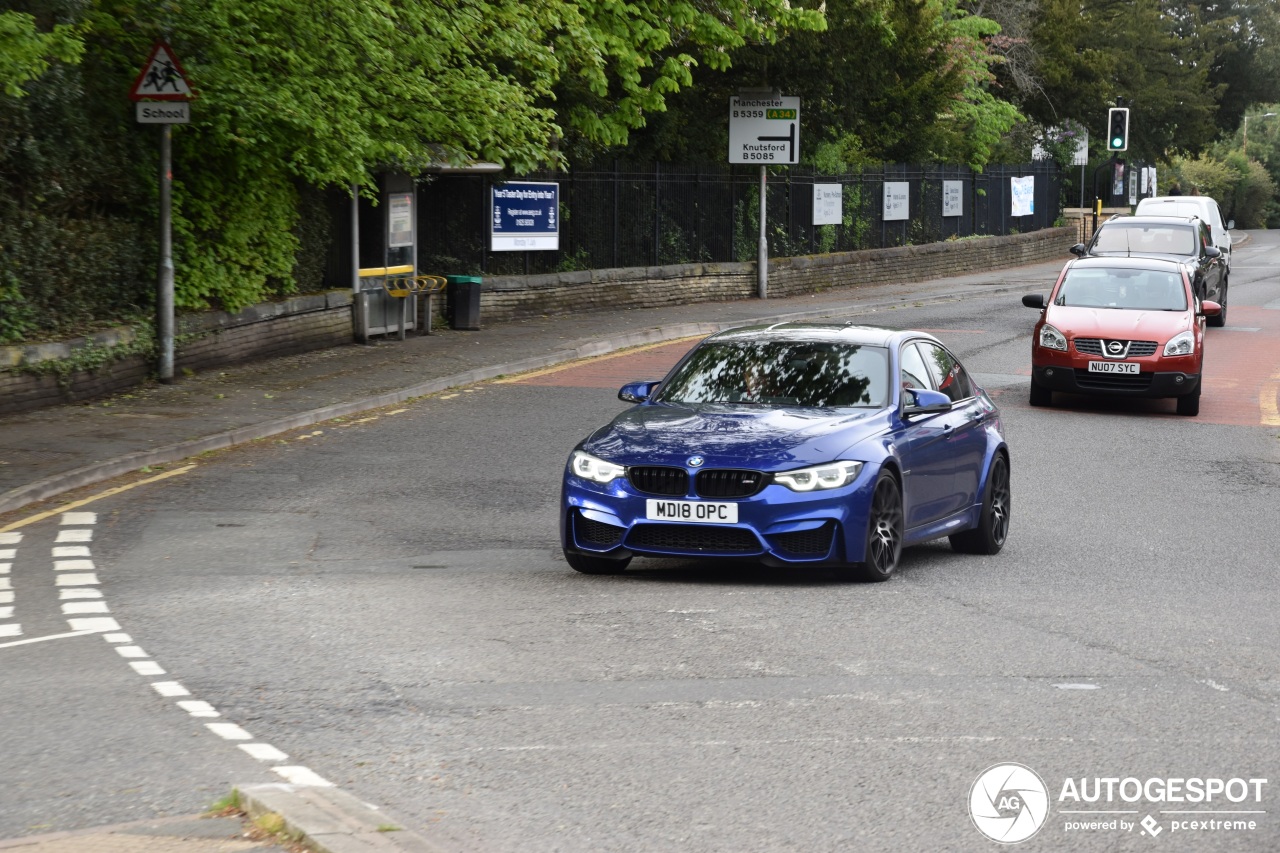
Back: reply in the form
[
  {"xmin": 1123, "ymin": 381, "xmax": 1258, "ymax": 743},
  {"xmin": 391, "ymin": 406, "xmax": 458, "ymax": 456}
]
[{"xmin": 0, "ymin": 258, "xmax": 1065, "ymax": 853}]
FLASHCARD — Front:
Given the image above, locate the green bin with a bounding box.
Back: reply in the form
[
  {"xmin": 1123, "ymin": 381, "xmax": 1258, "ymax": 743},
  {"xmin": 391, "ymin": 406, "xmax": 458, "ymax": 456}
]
[{"xmin": 445, "ymin": 275, "xmax": 482, "ymax": 330}]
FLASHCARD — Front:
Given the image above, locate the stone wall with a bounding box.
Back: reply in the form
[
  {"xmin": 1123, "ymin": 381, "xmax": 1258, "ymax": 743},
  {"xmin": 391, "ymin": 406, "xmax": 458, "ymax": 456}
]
[
  {"xmin": 1, "ymin": 227, "xmax": 1073, "ymax": 416},
  {"xmin": 481, "ymin": 227, "xmax": 1075, "ymax": 323}
]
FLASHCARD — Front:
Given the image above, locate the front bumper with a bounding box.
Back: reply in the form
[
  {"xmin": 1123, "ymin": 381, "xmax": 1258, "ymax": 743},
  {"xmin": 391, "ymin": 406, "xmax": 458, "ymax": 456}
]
[
  {"xmin": 1032, "ymin": 364, "xmax": 1201, "ymax": 399},
  {"xmin": 560, "ymin": 466, "xmax": 879, "ymax": 568}
]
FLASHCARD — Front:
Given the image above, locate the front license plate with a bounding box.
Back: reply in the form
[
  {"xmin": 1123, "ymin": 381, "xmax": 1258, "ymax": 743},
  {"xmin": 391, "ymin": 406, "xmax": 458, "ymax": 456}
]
[
  {"xmin": 1087, "ymin": 361, "xmax": 1140, "ymax": 374},
  {"xmin": 645, "ymin": 499, "xmax": 738, "ymax": 524}
]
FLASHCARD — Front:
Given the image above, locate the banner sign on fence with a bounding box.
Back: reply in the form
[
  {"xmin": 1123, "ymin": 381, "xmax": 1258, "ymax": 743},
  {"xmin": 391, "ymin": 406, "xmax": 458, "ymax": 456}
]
[
  {"xmin": 883, "ymin": 182, "xmax": 909, "ymax": 221},
  {"xmin": 1011, "ymin": 176, "xmax": 1035, "ymax": 217},
  {"xmin": 813, "ymin": 184, "xmax": 842, "ymax": 225},
  {"xmin": 491, "ymin": 182, "xmax": 559, "ymax": 251},
  {"xmin": 943, "ymin": 181, "xmax": 964, "ymax": 217}
]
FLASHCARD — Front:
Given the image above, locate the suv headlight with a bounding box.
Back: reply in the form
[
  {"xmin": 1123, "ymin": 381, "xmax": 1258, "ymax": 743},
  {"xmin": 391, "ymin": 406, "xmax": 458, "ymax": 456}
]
[
  {"xmin": 569, "ymin": 450, "xmax": 625, "ymax": 484},
  {"xmin": 1038, "ymin": 324, "xmax": 1068, "ymax": 351},
  {"xmin": 774, "ymin": 461, "xmax": 863, "ymax": 492},
  {"xmin": 1163, "ymin": 331, "xmax": 1195, "ymax": 357}
]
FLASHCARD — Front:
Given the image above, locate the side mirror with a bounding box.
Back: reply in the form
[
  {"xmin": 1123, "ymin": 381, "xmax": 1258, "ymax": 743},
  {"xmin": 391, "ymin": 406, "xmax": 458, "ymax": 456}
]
[
  {"xmin": 903, "ymin": 387, "xmax": 953, "ymax": 416},
  {"xmin": 1069, "ymin": 243, "xmax": 1087, "ymax": 257},
  {"xmin": 1200, "ymin": 300, "xmax": 1222, "ymax": 318},
  {"xmin": 618, "ymin": 380, "xmax": 660, "ymax": 403},
  {"xmin": 1022, "ymin": 293, "xmax": 1047, "ymax": 310},
  {"xmin": 1226, "ymin": 220, "xmax": 1235, "ymax": 230},
  {"xmin": 1204, "ymin": 246, "xmax": 1221, "ymax": 259}
]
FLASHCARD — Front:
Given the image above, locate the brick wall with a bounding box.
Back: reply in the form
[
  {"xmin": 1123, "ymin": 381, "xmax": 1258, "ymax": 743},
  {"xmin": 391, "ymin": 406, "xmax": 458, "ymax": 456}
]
[{"xmin": 1, "ymin": 228, "xmax": 1073, "ymax": 416}]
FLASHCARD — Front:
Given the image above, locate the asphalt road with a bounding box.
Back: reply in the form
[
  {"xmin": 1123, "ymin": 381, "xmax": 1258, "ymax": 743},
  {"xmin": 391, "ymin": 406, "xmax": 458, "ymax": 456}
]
[{"xmin": 3, "ymin": 233, "xmax": 1279, "ymax": 852}]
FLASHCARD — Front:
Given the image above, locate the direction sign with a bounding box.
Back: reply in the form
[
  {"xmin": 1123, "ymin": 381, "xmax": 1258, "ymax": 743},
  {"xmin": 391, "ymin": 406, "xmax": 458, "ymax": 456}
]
[
  {"xmin": 129, "ymin": 42, "xmax": 194, "ymax": 102},
  {"xmin": 728, "ymin": 96, "xmax": 800, "ymax": 165}
]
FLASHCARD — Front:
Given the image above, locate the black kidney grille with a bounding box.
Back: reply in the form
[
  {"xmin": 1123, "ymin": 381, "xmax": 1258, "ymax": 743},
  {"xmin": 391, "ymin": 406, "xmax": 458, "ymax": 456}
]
[
  {"xmin": 1075, "ymin": 338, "xmax": 1158, "ymax": 357},
  {"xmin": 627, "ymin": 524, "xmax": 760, "ymax": 553},
  {"xmin": 770, "ymin": 523, "xmax": 835, "ymax": 557},
  {"xmin": 628, "ymin": 466, "xmax": 688, "ymax": 496},
  {"xmin": 696, "ymin": 469, "xmax": 768, "ymax": 498},
  {"xmin": 1073, "ymin": 368, "xmax": 1153, "ymax": 391},
  {"xmin": 575, "ymin": 513, "xmax": 624, "ymax": 548}
]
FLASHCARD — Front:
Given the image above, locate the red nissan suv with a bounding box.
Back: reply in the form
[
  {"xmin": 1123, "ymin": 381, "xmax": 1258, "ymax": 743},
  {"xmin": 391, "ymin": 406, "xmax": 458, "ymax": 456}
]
[{"xmin": 1022, "ymin": 256, "xmax": 1220, "ymax": 416}]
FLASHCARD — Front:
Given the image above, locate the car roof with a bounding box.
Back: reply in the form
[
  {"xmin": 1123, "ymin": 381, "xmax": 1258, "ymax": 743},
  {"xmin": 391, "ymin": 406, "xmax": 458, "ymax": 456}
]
[
  {"xmin": 707, "ymin": 322, "xmax": 938, "ymax": 349},
  {"xmin": 1067, "ymin": 255, "xmax": 1187, "ymax": 273},
  {"xmin": 1099, "ymin": 214, "xmax": 1201, "ymax": 228}
]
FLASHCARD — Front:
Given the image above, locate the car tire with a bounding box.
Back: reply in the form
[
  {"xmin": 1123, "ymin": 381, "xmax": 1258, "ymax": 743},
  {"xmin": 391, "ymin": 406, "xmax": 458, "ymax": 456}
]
[
  {"xmin": 1208, "ymin": 278, "xmax": 1227, "ymax": 327},
  {"xmin": 1176, "ymin": 388, "xmax": 1201, "ymax": 417},
  {"xmin": 949, "ymin": 453, "xmax": 1011, "ymax": 556},
  {"xmin": 1029, "ymin": 380, "xmax": 1053, "ymax": 407},
  {"xmin": 843, "ymin": 472, "xmax": 903, "ymax": 582},
  {"xmin": 564, "ymin": 550, "xmax": 631, "ymax": 574}
]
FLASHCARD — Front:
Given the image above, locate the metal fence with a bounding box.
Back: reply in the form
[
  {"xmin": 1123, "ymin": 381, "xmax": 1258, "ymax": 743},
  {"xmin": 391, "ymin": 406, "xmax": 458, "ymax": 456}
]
[{"xmin": 415, "ymin": 161, "xmax": 1063, "ymax": 277}]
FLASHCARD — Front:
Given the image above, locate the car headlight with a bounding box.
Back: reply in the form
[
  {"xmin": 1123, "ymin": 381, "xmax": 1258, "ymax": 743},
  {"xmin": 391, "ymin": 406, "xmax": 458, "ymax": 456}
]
[
  {"xmin": 1163, "ymin": 330, "xmax": 1195, "ymax": 357},
  {"xmin": 569, "ymin": 450, "xmax": 625, "ymax": 484},
  {"xmin": 1038, "ymin": 324, "xmax": 1067, "ymax": 351},
  {"xmin": 774, "ymin": 461, "xmax": 864, "ymax": 492}
]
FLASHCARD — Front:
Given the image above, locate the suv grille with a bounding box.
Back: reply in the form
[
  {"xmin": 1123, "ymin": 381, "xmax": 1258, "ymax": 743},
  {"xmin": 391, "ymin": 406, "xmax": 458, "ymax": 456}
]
[
  {"xmin": 1073, "ymin": 368, "xmax": 1153, "ymax": 391},
  {"xmin": 628, "ymin": 467, "xmax": 688, "ymax": 496},
  {"xmin": 695, "ymin": 469, "xmax": 768, "ymax": 498},
  {"xmin": 1075, "ymin": 338, "xmax": 1158, "ymax": 357},
  {"xmin": 627, "ymin": 524, "xmax": 760, "ymax": 553}
]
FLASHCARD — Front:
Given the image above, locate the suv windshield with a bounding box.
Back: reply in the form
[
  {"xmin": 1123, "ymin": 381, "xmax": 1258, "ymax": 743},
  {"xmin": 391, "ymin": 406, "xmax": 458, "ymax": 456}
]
[
  {"xmin": 656, "ymin": 341, "xmax": 890, "ymax": 408},
  {"xmin": 1055, "ymin": 268, "xmax": 1188, "ymax": 311},
  {"xmin": 1092, "ymin": 223, "xmax": 1196, "ymax": 256}
]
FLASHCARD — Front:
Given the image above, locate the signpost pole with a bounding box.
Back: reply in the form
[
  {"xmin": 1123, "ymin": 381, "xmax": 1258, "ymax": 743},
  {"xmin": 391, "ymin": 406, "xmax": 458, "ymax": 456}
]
[
  {"xmin": 758, "ymin": 166, "xmax": 767, "ymax": 299},
  {"xmin": 157, "ymin": 124, "xmax": 175, "ymax": 383}
]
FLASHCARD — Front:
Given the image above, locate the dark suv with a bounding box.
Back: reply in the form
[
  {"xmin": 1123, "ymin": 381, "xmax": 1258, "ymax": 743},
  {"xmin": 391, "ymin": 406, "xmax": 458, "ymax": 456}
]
[{"xmin": 1071, "ymin": 215, "xmax": 1227, "ymax": 326}]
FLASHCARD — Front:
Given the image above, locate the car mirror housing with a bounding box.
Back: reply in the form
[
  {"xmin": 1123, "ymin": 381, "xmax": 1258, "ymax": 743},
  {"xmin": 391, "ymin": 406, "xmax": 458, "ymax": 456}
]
[
  {"xmin": 902, "ymin": 388, "xmax": 952, "ymax": 416},
  {"xmin": 1200, "ymin": 300, "xmax": 1222, "ymax": 318},
  {"xmin": 1204, "ymin": 246, "xmax": 1222, "ymax": 258},
  {"xmin": 1021, "ymin": 293, "xmax": 1047, "ymax": 310},
  {"xmin": 1069, "ymin": 243, "xmax": 1087, "ymax": 257},
  {"xmin": 618, "ymin": 381, "xmax": 660, "ymax": 403},
  {"xmin": 1227, "ymin": 219, "xmax": 1235, "ymax": 230}
]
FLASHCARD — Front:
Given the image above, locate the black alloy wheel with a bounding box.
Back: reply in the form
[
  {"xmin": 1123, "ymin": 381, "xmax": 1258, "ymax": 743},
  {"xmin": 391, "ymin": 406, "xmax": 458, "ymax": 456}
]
[
  {"xmin": 852, "ymin": 473, "xmax": 903, "ymax": 582},
  {"xmin": 1208, "ymin": 278, "xmax": 1227, "ymax": 328},
  {"xmin": 950, "ymin": 454, "xmax": 1011, "ymax": 555}
]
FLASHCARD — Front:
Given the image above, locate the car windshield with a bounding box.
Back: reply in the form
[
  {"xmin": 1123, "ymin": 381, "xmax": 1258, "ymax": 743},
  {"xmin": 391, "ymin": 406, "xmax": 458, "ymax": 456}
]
[
  {"xmin": 1092, "ymin": 224, "xmax": 1196, "ymax": 256},
  {"xmin": 1055, "ymin": 268, "xmax": 1188, "ymax": 311},
  {"xmin": 1140, "ymin": 201, "xmax": 1203, "ymax": 220},
  {"xmin": 655, "ymin": 340, "xmax": 890, "ymax": 408}
]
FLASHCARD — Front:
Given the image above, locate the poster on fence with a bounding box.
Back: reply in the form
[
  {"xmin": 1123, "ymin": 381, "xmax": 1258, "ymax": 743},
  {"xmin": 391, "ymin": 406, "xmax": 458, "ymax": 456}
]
[
  {"xmin": 883, "ymin": 182, "xmax": 909, "ymax": 221},
  {"xmin": 1010, "ymin": 176, "xmax": 1035, "ymax": 217},
  {"xmin": 491, "ymin": 181, "xmax": 560, "ymax": 251},
  {"xmin": 1129, "ymin": 169, "xmax": 1138, "ymax": 205},
  {"xmin": 943, "ymin": 181, "xmax": 964, "ymax": 217},
  {"xmin": 813, "ymin": 184, "xmax": 842, "ymax": 225}
]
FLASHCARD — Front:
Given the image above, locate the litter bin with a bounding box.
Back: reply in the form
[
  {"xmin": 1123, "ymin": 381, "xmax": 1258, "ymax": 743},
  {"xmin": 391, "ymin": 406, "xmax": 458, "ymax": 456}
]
[{"xmin": 446, "ymin": 275, "xmax": 482, "ymax": 330}]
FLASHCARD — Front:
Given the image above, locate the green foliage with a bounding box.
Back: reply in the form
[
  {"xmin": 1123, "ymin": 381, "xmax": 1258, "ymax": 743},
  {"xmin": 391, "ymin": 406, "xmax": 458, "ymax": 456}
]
[{"xmin": 0, "ymin": 9, "xmax": 84, "ymax": 97}]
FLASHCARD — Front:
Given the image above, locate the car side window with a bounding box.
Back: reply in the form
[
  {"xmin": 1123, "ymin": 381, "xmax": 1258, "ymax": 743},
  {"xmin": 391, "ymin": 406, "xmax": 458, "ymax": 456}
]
[
  {"xmin": 899, "ymin": 343, "xmax": 933, "ymax": 397},
  {"xmin": 918, "ymin": 342, "xmax": 975, "ymax": 403}
]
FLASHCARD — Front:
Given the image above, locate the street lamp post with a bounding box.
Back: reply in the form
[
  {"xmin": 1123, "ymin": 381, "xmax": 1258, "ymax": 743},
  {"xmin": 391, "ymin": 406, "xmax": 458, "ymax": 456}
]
[{"xmin": 1243, "ymin": 112, "xmax": 1276, "ymax": 156}]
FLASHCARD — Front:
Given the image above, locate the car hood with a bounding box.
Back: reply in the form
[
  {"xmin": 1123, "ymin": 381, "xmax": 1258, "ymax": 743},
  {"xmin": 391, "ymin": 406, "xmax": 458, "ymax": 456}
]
[
  {"xmin": 583, "ymin": 403, "xmax": 891, "ymax": 470},
  {"xmin": 1046, "ymin": 305, "xmax": 1191, "ymax": 340}
]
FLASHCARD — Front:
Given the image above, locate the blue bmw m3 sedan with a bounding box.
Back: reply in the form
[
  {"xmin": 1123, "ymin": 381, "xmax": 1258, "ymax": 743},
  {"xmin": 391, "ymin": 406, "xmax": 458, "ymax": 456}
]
[{"xmin": 560, "ymin": 323, "xmax": 1011, "ymax": 581}]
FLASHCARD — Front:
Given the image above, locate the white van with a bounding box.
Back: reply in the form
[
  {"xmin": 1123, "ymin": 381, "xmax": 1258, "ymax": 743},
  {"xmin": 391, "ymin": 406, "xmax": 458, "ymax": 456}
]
[{"xmin": 1135, "ymin": 196, "xmax": 1233, "ymax": 273}]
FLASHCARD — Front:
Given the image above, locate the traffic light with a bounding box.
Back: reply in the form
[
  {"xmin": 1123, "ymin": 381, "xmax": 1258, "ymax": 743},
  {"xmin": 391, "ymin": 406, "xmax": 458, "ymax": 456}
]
[{"xmin": 1107, "ymin": 107, "xmax": 1130, "ymax": 152}]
